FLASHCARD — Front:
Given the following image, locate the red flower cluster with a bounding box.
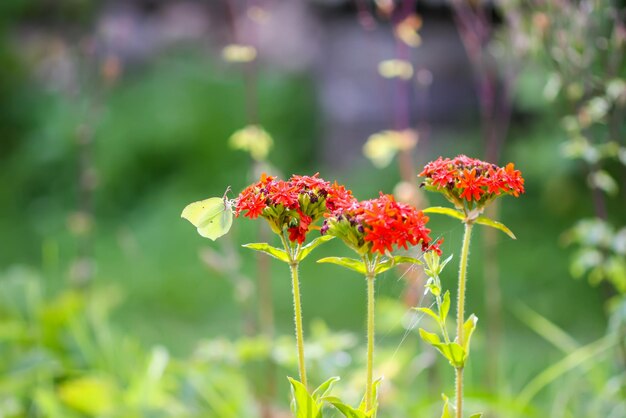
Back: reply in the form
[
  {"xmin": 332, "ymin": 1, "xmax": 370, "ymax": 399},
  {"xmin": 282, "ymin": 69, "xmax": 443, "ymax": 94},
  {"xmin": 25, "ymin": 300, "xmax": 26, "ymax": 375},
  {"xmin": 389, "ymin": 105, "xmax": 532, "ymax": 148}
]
[
  {"xmin": 323, "ymin": 194, "xmax": 440, "ymax": 255},
  {"xmin": 235, "ymin": 173, "xmax": 356, "ymax": 243},
  {"xmin": 419, "ymin": 155, "xmax": 525, "ymax": 207}
]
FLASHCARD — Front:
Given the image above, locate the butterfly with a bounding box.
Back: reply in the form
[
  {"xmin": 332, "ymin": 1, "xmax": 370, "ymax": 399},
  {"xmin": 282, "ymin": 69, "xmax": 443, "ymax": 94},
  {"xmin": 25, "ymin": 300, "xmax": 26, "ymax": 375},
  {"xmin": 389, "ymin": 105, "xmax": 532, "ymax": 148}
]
[{"xmin": 181, "ymin": 190, "xmax": 233, "ymax": 241}]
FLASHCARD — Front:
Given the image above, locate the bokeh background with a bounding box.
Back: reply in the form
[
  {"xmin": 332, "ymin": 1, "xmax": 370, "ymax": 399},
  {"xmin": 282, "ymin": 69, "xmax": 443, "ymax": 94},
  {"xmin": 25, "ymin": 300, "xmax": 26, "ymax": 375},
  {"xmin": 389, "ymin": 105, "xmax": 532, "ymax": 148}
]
[{"xmin": 1, "ymin": 1, "xmax": 625, "ymax": 417}]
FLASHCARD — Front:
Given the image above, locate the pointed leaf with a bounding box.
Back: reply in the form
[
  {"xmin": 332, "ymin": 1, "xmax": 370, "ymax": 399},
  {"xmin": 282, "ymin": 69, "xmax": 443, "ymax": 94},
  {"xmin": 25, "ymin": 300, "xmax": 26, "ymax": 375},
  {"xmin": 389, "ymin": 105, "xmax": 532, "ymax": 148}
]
[
  {"xmin": 415, "ymin": 307, "xmax": 440, "ymax": 323},
  {"xmin": 375, "ymin": 255, "xmax": 422, "ymax": 274},
  {"xmin": 440, "ymin": 394, "xmax": 454, "ymax": 418},
  {"xmin": 423, "ymin": 206, "xmax": 465, "ymax": 221},
  {"xmin": 447, "ymin": 342, "xmax": 466, "ymax": 368},
  {"xmin": 440, "ymin": 254, "xmax": 453, "ymax": 271},
  {"xmin": 357, "ymin": 377, "xmax": 383, "ymax": 415},
  {"xmin": 474, "ymin": 216, "xmax": 516, "ymax": 239},
  {"xmin": 441, "ymin": 291, "xmax": 450, "ymax": 322},
  {"xmin": 298, "ymin": 235, "xmax": 335, "ymax": 261},
  {"xmin": 288, "ymin": 377, "xmax": 319, "ymax": 418},
  {"xmin": 181, "ymin": 197, "xmax": 233, "ymax": 240},
  {"xmin": 317, "ymin": 257, "xmax": 367, "ymax": 275},
  {"xmin": 469, "ymin": 414, "xmax": 483, "ymax": 418},
  {"xmin": 462, "ymin": 314, "xmax": 478, "ymax": 357},
  {"xmin": 324, "ymin": 398, "xmax": 368, "ymax": 418},
  {"xmin": 312, "ymin": 376, "xmax": 340, "ymax": 401},
  {"xmin": 243, "ymin": 243, "xmax": 290, "ymax": 263},
  {"xmin": 419, "ymin": 328, "xmax": 442, "ymax": 346}
]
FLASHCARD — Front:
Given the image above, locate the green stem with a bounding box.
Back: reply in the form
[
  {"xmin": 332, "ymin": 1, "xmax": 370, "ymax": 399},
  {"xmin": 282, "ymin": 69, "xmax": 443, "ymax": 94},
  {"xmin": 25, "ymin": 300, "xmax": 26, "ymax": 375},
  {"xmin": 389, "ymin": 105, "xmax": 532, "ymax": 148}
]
[
  {"xmin": 289, "ymin": 261, "xmax": 307, "ymax": 387},
  {"xmin": 456, "ymin": 221, "xmax": 473, "ymax": 418},
  {"xmin": 365, "ymin": 273, "xmax": 376, "ymax": 411}
]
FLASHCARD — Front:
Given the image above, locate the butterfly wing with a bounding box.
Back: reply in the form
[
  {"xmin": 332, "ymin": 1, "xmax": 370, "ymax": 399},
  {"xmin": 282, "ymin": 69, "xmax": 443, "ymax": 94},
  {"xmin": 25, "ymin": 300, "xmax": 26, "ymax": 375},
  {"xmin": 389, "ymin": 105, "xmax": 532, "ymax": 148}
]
[{"xmin": 181, "ymin": 197, "xmax": 233, "ymax": 241}]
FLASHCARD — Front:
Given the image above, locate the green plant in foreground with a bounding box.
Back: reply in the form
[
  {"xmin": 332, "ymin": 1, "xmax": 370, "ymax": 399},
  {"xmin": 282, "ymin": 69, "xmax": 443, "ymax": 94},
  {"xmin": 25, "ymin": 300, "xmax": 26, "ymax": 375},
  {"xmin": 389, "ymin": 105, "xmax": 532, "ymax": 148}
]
[
  {"xmin": 182, "ymin": 173, "xmax": 355, "ymax": 416},
  {"xmin": 318, "ymin": 193, "xmax": 440, "ymax": 417},
  {"xmin": 418, "ymin": 155, "xmax": 525, "ymax": 418}
]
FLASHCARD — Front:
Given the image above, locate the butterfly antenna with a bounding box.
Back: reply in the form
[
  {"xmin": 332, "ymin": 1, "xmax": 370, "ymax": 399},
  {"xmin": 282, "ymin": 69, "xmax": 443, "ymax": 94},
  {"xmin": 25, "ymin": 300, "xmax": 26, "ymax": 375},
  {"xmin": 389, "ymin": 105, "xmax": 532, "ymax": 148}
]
[{"xmin": 222, "ymin": 186, "xmax": 232, "ymax": 201}]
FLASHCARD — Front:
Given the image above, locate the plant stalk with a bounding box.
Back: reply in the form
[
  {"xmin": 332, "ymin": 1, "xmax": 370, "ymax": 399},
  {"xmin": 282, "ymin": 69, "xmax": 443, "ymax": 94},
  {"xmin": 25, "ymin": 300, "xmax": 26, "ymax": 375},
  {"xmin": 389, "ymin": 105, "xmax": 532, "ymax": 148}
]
[
  {"xmin": 456, "ymin": 221, "xmax": 473, "ymax": 418},
  {"xmin": 365, "ymin": 273, "xmax": 376, "ymax": 411},
  {"xmin": 289, "ymin": 262, "xmax": 307, "ymax": 387}
]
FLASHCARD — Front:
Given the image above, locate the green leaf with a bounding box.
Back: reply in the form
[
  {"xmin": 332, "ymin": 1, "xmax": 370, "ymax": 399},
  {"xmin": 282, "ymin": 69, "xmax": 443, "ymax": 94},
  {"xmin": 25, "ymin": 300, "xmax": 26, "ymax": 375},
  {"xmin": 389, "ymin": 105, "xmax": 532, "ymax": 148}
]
[
  {"xmin": 440, "ymin": 394, "xmax": 454, "ymax": 418},
  {"xmin": 298, "ymin": 235, "xmax": 335, "ymax": 261},
  {"xmin": 423, "ymin": 206, "xmax": 465, "ymax": 221},
  {"xmin": 474, "ymin": 216, "xmax": 516, "ymax": 239},
  {"xmin": 58, "ymin": 375, "xmax": 117, "ymax": 415},
  {"xmin": 419, "ymin": 328, "xmax": 441, "ymax": 346},
  {"xmin": 447, "ymin": 342, "xmax": 466, "ymax": 368},
  {"xmin": 462, "ymin": 314, "xmax": 478, "ymax": 356},
  {"xmin": 242, "ymin": 243, "xmax": 290, "ymax": 263},
  {"xmin": 375, "ymin": 255, "xmax": 422, "ymax": 274},
  {"xmin": 324, "ymin": 398, "xmax": 368, "ymax": 418},
  {"xmin": 415, "ymin": 307, "xmax": 440, "ymax": 323},
  {"xmin": 312, "ymin": 376, "xmax": 340, "ymax": 401},
  {"xmin": 441, "ymin": 291, "xmax": 450, "ymax": 322},
  {"xmin": 317, "ymin": 257, "xmax": 367, "ymax": 275},
  {"xmin": 469, "ymin": 414, "xmax": 483, "ymax": 418},
  {"xmin": 358, "ymin": 377, "xmax": 383, "ymax": 416},
  {"xmin": 181, "ymin": 197, "xmax": 234, "ymax": 240},
  {"xmin": 420, "ymin": 329, "xmax": 466, "ymax": 367},
  {"xmin": 288, "ymin": 377, "xmax": 320, "ymax": 418}
]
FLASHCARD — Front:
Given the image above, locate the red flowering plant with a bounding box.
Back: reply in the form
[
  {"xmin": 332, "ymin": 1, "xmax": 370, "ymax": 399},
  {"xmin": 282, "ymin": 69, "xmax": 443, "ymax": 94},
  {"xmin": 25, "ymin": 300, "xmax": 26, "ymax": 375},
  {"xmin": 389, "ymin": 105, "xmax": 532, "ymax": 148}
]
[
  {"xmin": 417, "ymin": 155, "xmax": 525, "ymax": 418},
  {"xmin": 419, "ymin": 154, "xmax": 524, "ymax": 231},
  {"xmin": 182, "ymin": 173, "xmax": 355, "ymax": 416},
  {"xmin": 317, "ymin": 194, "xmax": 441, "ymax": 417}
]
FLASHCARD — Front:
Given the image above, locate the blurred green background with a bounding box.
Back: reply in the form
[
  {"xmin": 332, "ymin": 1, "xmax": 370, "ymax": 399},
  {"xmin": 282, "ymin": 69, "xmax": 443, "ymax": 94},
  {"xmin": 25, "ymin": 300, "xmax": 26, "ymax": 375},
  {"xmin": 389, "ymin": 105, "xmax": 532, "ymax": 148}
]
[{"xmin": 0, "ymin": 1, "xmax": 624, "ymax": 417}]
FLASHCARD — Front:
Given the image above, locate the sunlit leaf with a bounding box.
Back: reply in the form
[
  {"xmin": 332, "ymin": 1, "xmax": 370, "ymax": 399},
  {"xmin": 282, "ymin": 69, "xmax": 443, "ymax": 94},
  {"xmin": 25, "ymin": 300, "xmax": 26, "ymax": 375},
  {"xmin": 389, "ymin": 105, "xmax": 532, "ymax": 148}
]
[
  {"xmin": 375, "ymin": 255, "xmax": 422, "ymax": 274},
  {"xmin": 378, "ymin": 59, "xmax": 413, "ymax": 80},
  {"xmin": 229, "ymin": 125, "xmax": 273, "ymax": 161},
  {"xmin": 420, "ymin": 328, "xmax": 466, "ymax": 367},
  {"xmin": 423, "ymin": 206, "xmax": 465, "ymax": 221},
  {"xmin": 288, "ymin": 377, "xmax": 322, "ymax": 418},
  {"xmin": 415, "ymin": 307, "xmax": 440, "ymax": 323},
  {"xmin": 324, "ymin": 397, "xmax": 368, "ymax": 418},
  {"xmin": 222, "ymin": 44, "xmax": 257, "ymax": 63},
  {"xmin": 58, "ymin": 376, "xmax": 117, "ymax": 415},
  {"xmin": 298, "ymin": 235, "xmax": 335, "ymax": 262},
  {"xmin": 242, "ymin": 243, "xmax": 290, "ymax": 263},
  {"xmin": 469, "ymin": 414, "xmax": 483, "ymax": 418},
  {"xmin": 441, "ymin": 290, "xmax": 450, "ymax": 322},
  {"xmin": 474, "ymin": 216, "xmax": 516, "ymax": 239},
  {"xmin": 462, "ymin": 314, "xmax": 478, "ymax": 356},
  {"xmin": 181, "ymin": 197, "xmax": 233, "ymax": 240},
  {"xmin": 317, "ymin": 257, "xmax": 367, "ymax": 275},
  {"xmin": 418, "ymin": 328, "xmax": 441, "ymax": 346},
  {"xmin": 447, "ymin": 342, "xmax": 465, "ymax": 368},
  {"xmin": 440, "ymin": 394, "xmax": 454, "ymax": 418},
  {"xmin": 357, "ymin": 377, "xmax": 383, "ymax": 415},
  {"xmin": 312, "ymin": 376, "xmax": 340, "ymax": 401}
]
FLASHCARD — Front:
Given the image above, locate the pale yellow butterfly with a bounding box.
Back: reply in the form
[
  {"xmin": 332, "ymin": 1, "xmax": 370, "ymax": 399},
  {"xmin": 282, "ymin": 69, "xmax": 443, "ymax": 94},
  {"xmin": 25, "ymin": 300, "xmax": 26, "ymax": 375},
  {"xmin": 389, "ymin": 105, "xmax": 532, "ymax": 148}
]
[{"xmin": 181, "ymin": 191, "xmax": 234, "ymax": 241}]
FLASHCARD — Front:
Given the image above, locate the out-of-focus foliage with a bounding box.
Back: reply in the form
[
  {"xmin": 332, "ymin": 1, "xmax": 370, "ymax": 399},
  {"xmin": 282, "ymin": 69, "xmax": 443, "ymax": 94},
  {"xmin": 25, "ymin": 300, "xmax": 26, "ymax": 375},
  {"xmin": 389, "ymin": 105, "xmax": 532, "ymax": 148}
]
[
  {"xmin": 0, "ymin": 1, "xmax": 625, "ymax": 417},
  {"xmin": 0, "ymin": 266, "xmax": 253, "ymax": 417}
]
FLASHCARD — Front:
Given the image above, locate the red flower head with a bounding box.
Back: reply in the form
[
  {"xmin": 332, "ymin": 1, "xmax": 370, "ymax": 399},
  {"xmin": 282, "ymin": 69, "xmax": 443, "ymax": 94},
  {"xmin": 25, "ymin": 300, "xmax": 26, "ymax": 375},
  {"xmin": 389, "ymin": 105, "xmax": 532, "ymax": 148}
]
[
  {"xmin": 419, "ymin": 155, "xmax": 525, "ymax": 212},
  {"xmin": 322, "ymin": 193, "xmax": 440, "ymax": 256},
  {"xmin": 234, "ymin": 173, "xmax": 357, "ymax": 243}
]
